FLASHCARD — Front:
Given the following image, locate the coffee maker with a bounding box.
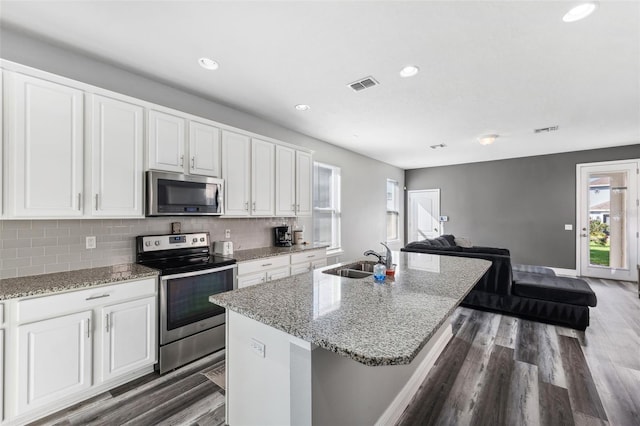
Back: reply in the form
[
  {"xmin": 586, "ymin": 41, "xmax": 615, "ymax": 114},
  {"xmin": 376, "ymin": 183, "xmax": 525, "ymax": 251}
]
[{"xmin": 274, "ymin": 225, "xmax": 292, "ymax": 247}]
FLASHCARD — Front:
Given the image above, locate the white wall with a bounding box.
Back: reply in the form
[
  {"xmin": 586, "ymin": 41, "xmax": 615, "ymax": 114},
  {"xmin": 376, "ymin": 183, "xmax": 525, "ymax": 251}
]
[{"xmin": 0, "ymin": 27, "xmax": 404, "ymax": 265}]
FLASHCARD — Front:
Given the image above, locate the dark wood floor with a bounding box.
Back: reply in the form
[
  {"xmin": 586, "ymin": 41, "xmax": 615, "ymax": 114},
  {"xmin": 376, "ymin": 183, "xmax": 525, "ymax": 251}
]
[
  {"xmin": 397, "ymin": 277, "xmax": 640, "ymax": 426},
  {"xmin": 32, "ymin": 277, "xmax": 639, "ymax": 426}
]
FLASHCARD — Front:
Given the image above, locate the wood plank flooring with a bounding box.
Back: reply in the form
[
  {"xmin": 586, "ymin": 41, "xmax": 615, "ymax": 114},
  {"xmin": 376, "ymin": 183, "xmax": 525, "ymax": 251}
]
[
  {"xmin": 398, "ymin": 277, "xmax": 640, "ymax": 426},
  {"xmin": 31, "ymin": 277, "xmax": 639, "ymax": 426}
]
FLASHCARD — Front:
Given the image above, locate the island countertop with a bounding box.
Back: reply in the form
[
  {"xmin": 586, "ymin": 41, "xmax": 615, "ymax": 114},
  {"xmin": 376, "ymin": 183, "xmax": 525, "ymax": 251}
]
[{"xmin": 210, "ymin": 252, "xmax": 490, "ymax": 366}]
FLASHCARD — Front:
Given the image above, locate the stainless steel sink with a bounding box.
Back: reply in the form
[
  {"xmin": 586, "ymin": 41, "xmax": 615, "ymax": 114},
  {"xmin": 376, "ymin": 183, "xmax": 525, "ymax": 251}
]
[{"xmin": 322, "ymin": 260, "xmax": 377, "ymax": 278}]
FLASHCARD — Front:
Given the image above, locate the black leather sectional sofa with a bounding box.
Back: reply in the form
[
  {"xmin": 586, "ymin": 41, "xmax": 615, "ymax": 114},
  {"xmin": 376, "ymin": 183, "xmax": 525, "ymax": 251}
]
[{"xmin": 402, "ymin": 235, "xmax": 597, "ymax": 330}]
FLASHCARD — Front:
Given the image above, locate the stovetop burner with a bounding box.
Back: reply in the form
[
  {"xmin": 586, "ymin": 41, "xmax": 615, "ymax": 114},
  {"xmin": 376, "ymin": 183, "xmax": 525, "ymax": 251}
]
[{"xmin": 135, "ymin": 232, "xmax": 236, "ymax": 275}]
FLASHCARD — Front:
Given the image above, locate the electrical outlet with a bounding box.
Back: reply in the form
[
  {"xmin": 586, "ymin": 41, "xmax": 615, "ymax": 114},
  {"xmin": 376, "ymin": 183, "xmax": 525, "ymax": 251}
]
[
  {"xmin": 250, "ymin": 338, "xmax": 265, "ymax": 358},
  {"xmin": 225, "ymin": 229, "xmax": 231, "ymax": 239},
  {"xmin": 564, "ymin": 224, "xmax": 573, "ymax": 231},
  {"xmin": 86, "ymin": 236, "xmax": 97, "ymax": 249}
]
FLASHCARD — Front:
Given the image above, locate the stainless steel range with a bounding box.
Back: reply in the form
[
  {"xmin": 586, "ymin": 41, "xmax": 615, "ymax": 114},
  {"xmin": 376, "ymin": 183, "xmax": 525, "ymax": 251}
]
[{"xmin": 136, "ymin": 232, "xmax": 236, "ymax": 374}]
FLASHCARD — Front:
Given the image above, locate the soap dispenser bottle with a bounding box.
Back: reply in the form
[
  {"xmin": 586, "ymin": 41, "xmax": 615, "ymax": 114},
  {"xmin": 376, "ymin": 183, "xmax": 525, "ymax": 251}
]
[{"xmin": 373, "ymin": 262, "xmax": 387, "ymax": 282}]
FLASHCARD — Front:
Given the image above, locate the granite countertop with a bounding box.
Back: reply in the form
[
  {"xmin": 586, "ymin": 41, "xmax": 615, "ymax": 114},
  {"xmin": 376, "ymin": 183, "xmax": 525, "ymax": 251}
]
[
  {"xmin": 0, "ymin": 263, "xmax": 159, "ymax": 301},
  {"xmin": 231, "ymin": 243, "xmax": 329, "ymax": 263},
  {"xmin": 211, "ymin": 252, "xmax": 490, "ymax": 366}
]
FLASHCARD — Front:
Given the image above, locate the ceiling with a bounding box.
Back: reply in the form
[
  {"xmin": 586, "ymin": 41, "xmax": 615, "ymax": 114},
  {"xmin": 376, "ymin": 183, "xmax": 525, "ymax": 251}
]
[{"xmin": 1, "ymin": 1, "xmax": 638, "ymax": 170}]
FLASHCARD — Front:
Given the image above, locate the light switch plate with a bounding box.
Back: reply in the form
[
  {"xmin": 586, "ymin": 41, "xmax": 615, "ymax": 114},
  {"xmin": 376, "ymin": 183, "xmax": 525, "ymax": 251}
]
[
  {"xmin": 250, "ymin": 338, "xmax": 265, "ymax": 358},
  {"xmin": 564, "ymin": 224, "xmax": 573, "ymax": 231},
  {"xmin": 86, "ymin": 236, "xmax": 96, "ymax": 249},
  {"xmin": 439, "ymin": 215, "xmax": 449, "ymax": 222},
  {"xmin": 225, "ymin": 229, "xmax": 231, "ymax": 239}
]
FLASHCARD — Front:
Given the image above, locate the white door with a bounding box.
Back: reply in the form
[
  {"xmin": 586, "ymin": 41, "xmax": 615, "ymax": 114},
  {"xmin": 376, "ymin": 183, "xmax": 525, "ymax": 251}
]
[
  {"xmin": 407, "ymin": 189, "xmax": 441, "ymax": 244},
  {"xmin": 296, "ymin": 151, "xmax": 313, "ymax": 216},
  {"xmin": 17, "ymin": 311, "xmax": 93, "ymax": 415},
  {"xmin": 578, "ymin": 160, "xmax": 639, "ymax": 281},
  {"xmin": 189, "ymin": 120, "xmax": 220, "ymax": 177},
  {"xmin": 251, "ymin": 139, "xmax": 275, "ymax": 216},
  {"xmin": 275, "ymin": 145, "xmax": 296, "ymax": 216},
  {"xmin": 100, "ymin": 296, "xmax": 156, "ymax": 383},
  {"xmin": 147, "ymin": 109, "xmax": 186, "ymax": 173},
  {"xmin": 6, "ymin": 72, "xmax": 84, "ymax": 217},
  {"xmin": 89, "ymin": 94, "xmax": 144, "ymax": 217},
  {"xmin": 221, "ymin": 130, "xmax": 251, "ymax": 216}
]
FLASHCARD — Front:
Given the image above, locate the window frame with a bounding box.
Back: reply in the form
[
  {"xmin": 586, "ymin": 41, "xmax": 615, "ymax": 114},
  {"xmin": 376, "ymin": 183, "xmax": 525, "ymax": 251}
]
[
  {"xmin": 312, "ymin": 161, "xmax": 342, "ymax": 252},
  {"xmin": 386, "ymin": 179, "xmax": 400, "ymax": 242}
]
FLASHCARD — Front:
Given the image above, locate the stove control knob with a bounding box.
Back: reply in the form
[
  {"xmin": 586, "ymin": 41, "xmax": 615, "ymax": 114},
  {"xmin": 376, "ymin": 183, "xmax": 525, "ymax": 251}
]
[
  {"xmin": 192, "ymin": 238, "xmax": 198, "ymax": 243},
  {"xmin": 144, "ymin": 241, "xmax": 151, "ymax": 247},
  {"xmin": 200, "ymin": 237, "xmax": 205, "ymax": 242},
  {"xmin": 154, "ymin": 240, "xmax": 161, "ymax": 246}
]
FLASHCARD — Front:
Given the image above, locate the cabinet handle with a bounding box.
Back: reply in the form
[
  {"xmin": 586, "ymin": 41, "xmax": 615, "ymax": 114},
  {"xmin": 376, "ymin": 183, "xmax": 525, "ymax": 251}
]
[
  {"xmin": 77, "ymin": 193, "xmax": 82, "ymax": 210},
  {"xmin": 87, "ymin": 318, "xmax": 91, "ymax": 338},
  {"xmin": 86, "ymin": 294, "xmax": 110, "ymax": 301},
  {"xmin": 180, "ymin": 155, "xmax": 184, "ymax": 167},
  {"xmin": 105, "ymin": 314, "xmax": 110, "ymax": 332},
  {"xmin": 292, "ymin": 203, "xmax": 296, "ymax": 212},
  {"xmin": 297, "ymin": 204, "xmax": 300, "ymax": 212},
  {"xmin": 95, "ymin": 194, "xmax": 99, "ymax": 211},
  {"xmin": 253, "ymin": 202, "xmax": 256, "ymax": 211},
  {"xmin": 245, "ymin": 202, "xmax": 249, "ymax": 211},
  {"xmin": 191, "ymin": 156, "xmax": 195, "ymax": 168},
  {"xmin": 261, "ymin": 277, "xmax": 266, "ymax": 283},
  {"xmin": 307, "ymin": 255, "xmax": 315, "ymax": 258},
  {"xmin": 262, "ymin": 263, "xmax": 272, "ymax": 267}
]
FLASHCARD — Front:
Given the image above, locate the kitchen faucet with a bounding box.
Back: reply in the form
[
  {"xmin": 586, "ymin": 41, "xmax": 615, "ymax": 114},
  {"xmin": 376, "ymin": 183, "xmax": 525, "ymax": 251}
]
[{"xmin": 364, "ymin": 242, "xmax": 393, "ymax": 269}]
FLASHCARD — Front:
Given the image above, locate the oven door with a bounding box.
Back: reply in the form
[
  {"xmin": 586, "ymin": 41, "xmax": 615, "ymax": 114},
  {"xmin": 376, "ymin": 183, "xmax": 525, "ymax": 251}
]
[{"xmin": 159, "ymin": 264, "xmax": 237, "ymax": 345}]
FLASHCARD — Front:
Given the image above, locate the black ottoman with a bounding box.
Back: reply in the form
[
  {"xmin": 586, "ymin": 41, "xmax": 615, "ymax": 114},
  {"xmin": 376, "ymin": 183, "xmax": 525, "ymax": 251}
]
[{"xmin": 512, "ymin": 273, "xmax": 597, "ymax": 307}]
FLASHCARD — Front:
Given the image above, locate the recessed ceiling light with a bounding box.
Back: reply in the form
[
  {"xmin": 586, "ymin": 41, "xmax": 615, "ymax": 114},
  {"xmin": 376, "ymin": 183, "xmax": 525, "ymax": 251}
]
[
  {"xmin": 563, "ymin": 2, "xmax": 598, "ymax": 23},
  {"xmin": 295, "ymin": 104, "xmax": 310, "ymax": 111},
  {"xmin": 478, "ymin": 134, "xmax": 499, "ymax": 146},
  {"xmin": 399, "ymin": 65, "xmax": 420, "ymax": 78},
  {"xmin": 198, "ymin": 57, "xmax": 219, "ymax": 70}
]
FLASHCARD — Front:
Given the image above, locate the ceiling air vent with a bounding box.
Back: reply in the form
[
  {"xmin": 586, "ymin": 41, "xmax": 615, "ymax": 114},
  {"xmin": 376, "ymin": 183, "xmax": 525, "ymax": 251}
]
[
  {"xmin": 348, "ymin": 76, "xmax": 379, "ymax": 92},
  {"xmin": 534, "ymin": 125, "xmax": 559, "ymax": 134}
]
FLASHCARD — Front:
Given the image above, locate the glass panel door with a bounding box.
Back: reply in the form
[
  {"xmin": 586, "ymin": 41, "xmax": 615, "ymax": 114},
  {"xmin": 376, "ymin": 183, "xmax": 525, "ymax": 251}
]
[{"xmin": 579, "ymin": 161, "xmax": 638, "ymax": 280}]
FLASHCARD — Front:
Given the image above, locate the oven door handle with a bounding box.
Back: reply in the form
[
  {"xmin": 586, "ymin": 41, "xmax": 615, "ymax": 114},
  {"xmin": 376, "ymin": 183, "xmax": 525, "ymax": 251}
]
[{"xmin": 160, "ymin": 264, "xmax": 237, "ymax": 281}]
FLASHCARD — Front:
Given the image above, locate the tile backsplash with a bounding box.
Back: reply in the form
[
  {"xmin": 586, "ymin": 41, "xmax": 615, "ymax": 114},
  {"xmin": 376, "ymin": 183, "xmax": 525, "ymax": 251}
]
[{"xmin": 0, "ymin": 217, "xmax": 310, "ymax": 279}]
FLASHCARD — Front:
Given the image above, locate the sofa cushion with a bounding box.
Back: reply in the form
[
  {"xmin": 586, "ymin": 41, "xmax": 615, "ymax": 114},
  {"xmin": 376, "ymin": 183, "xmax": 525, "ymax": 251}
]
[
  {"xmin": 403, "ymin": 242, "xmax": 463, "ymax": 252},
  {"xmin": 512, "ymin": 273, "xmax": 597, "ymax": 307},
  {"xmin": 513, "ymin": 264, "xmax": 556, "ymax": 276},
  {"xmin": 461, "ymin": 246, "xmax": 510, "ymax": 256}
]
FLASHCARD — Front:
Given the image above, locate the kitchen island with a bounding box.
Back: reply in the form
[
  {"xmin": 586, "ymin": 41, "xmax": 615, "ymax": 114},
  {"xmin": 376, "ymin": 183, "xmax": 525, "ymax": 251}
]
[{"xmin": 210, "ymin": 251, "xmax": 490, "ymax": 426}]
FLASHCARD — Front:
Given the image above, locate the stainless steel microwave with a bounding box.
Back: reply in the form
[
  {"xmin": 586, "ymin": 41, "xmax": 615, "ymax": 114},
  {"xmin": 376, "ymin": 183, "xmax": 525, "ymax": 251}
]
[{"xmin": 146, "ymin": 171, "xmax": 224, "ymax": 216}]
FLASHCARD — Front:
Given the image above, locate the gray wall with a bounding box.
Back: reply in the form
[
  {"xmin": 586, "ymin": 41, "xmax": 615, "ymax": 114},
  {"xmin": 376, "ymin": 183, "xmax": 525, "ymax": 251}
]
[
  {"xmin": 0, "ymin": 27, "xmax": 404, "ymax": 278},
  {"xmin": 405, "ymin": 145, "xmax": 640, "ymax": 269}
]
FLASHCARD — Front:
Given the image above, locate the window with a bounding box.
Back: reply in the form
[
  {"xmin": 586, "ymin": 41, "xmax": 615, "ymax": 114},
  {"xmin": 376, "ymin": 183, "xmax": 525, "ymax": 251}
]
[
  {"xmin": 313, "ymin": 162, "xmax": 341, "ymax": 251},
  {"xmin": 386, "ymin": 179, "xmax": 399, "ymax": 241}
]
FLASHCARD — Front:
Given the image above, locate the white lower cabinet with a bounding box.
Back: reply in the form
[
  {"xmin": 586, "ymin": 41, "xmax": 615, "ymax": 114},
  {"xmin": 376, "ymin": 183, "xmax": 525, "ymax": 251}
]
[
  {"xmin": 17, "ymin": 311, "xmax": 93, "ymax": 415},
  {"xmin": 5, "ymin": 277, "xmax": 157, "ymax": 424},
  {"xmin": 290, "ymin": 249, "xmax": 327, "ymax": 276},
  {"xmin": 0, "ymin": 328, "xmax": 4, "ymax": 423},
  {"xmin": 100, "ymin": 296, "xmax": 156, "ymax": 383}
]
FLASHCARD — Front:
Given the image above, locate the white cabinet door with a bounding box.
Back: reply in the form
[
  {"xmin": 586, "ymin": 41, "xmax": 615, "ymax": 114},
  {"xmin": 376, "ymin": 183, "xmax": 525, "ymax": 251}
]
[
  {"xmin": 251, "ymin": 139, "xmax": 275, "ymax": 216},
  {"xmin": 238, "ymin": 271, "xmax": 266, "ymax": 289},
  {"xmin": 266, "ymin": 266, "xmax": 290, "ymax": 282},
  {"xmin": 0, "ymin": 328, "xmax": 3, "ymax": 423},
  {"xmin": 89, "ymin": 94, "xmax": 144, "ymax": 217},
  {"xmin": 222, "ymin": 130, "xmax": 251, "ymax": 216},
  {"xmin": 100, "ymin": 296, "xmax": 156, "ymax": 383},
  {"xmin": 148, "ymin": 109, "xmax": 186, "ymax": 173},
  {"xmin": 17, "ymin": 311, "xmax": 93, "ymax": 415},
  {"xmin": 290, "ymin": 263, "xmax": 311, "ymax": 276},
  {"xmin": 275, "ymin": 145, "xmax": 296, "ymax": 217},
  {"xmin": 296, "ymin": 151, "xmax": 313, "ymax": 216},
  {"xmin": 6, "ymin": 72, "xmax": 84, "ymax": 217},
  {"xmin": 189, "ymin": 120, "xmax": 220, "ymax": 177}
]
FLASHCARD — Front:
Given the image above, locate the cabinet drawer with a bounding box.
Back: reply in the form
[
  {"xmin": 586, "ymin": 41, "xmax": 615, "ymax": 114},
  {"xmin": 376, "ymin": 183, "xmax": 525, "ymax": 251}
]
[
  {"xmin": 290, "ymin": 249, "xmax": 326, "ymax": 265},
  {"xmin": 312, "ymin": 259, "xmax": 327, "ymax": 269},
  {"xmin": 237, "ymin": 272, "xmax": 266, "ymax": 289},
  {"xmin": 266, "ymin": 266, "xmax": 290, "ymax": 282},
  {"xmin": 17, "ymin": 278, "xmax": 157, "ymax": 323},
  {"xmin": 238, "ymin": 255, "xmax": 289, "ymax": 276}
]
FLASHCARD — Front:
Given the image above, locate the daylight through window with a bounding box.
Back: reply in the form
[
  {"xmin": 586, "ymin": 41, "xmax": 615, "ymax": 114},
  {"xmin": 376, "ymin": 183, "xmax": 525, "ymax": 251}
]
[
  {"xmin": 313, "ymin": 162, "xmax": 341, "ymax": 251},
  {"xmin": 387, "ymin": 179, "xmax": 399, "ymax": 241}
]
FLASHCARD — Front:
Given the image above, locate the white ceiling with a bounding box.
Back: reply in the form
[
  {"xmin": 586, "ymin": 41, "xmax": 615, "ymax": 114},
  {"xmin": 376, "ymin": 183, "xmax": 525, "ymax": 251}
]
[{"xmin": 1, "ymin": 1, "xmax": 638, "ymax": 169}]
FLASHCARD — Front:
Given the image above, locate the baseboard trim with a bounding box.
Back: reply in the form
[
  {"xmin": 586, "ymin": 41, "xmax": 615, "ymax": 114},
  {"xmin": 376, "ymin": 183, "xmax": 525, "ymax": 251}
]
[
  {"xmin": 549, "ymin": 267, "xmax": 577, "ymax": 277},
  {"xmin": 375, "ymin": 323, "xmax": 453, "ymax": 426}
]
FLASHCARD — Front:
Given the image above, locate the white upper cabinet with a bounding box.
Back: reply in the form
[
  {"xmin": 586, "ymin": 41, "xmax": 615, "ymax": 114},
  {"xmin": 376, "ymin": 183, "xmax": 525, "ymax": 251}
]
[
  {"xmin": 4, "ymin": 72, "xmax": 84, "ymax": 218},
  {"xmin": 222, "ymin": 130, "xmax": 251, "ymax": 216},
  {"xmin": 251, "ymin": 139, "xmax": 275, "ymax": 216},
  {"xmin": 275, "ymin": 145, "xmax": 296, "ymax": 217},
  {"xmin": 296, "ymin": 151, "xmax": 313, "ymax": 216},
  {"xmin": 147, "ymin": 109, "xmax": 186, "ymax": 173},
  {"xmin": 188, "ymin": 120, "xmax": 221, "ymax": 177},
  {"xmin": 88, "ymin": 94, "xmax": 144, "ymax": 217}
]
